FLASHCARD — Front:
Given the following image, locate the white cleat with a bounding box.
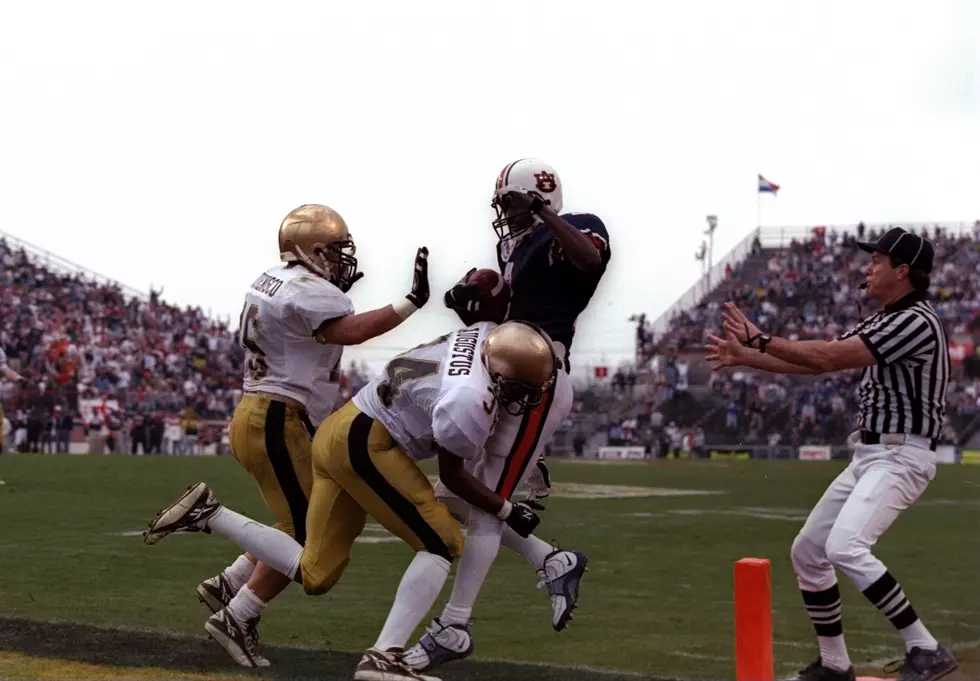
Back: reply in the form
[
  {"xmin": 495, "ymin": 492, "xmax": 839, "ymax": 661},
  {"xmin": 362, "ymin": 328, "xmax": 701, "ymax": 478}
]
[
  {"xmin": 143, "ymin": 482, "xmax": 219, "ymax": 545},
  {"xmin": 204, "ymin": 608, "xmax": 270, "ymax": 668},
  {"xmin": 401, "ymin": 618, "xmax": 473, "ymax": 672},
  {"xmin": 537, "ymin": 548, "xmax": 589, "ymax": 631}
]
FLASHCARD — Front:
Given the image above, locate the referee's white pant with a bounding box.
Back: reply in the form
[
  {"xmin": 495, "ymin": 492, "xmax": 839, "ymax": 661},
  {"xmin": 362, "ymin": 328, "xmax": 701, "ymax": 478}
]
[{"xmin": 791, "ymin": 431, "xmax": 937, "ymax": 592}]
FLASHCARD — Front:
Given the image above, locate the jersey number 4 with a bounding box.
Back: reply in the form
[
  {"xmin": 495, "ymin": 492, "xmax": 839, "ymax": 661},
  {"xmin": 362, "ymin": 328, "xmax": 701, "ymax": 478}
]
[
  {"xmin": 239, "ymin": 303, "xmax": 269, "ymax": 381},
  {"xmin": 377, "ymin": 358, "xmax": 440, "ymax": 408}
]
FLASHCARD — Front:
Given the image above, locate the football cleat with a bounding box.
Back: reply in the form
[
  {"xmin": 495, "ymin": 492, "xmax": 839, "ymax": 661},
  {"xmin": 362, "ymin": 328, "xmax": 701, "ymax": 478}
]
[
  {"xmin": 401, "ymin": 618, "xmax": 474, "ymax": 672},
  {"xmin": 143, "ymin": 482, "xmax": 219, "ymax": 545},
  {"xmin": 353, "ymin": 648, "xmax": 441, "ymax": 681},
  {"xmin": 198, "ymin": 572, "xmax": 235, "ymax": 614},
  {"xmin": 789, "ymin": 659, "xmax": 856, "ymax": 681},
  {"xmin": 204, "ymin": 608, "xmax": 270, "ymax": 668},
  {"xmin": 537, "ymin": 547, "xmax": 588, "ymax": 631},
  {"xmin": 884, "ymin": 645, "xmax": 958, "ymax": 681}
]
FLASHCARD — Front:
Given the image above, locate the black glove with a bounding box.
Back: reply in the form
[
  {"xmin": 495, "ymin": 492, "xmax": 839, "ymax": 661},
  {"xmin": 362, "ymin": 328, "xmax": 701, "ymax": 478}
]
[
  {"xmin": 502, "ymin": 501, "xmax": 540, "ymax": 538},
  {"xmin": 405, "ymin": 247, "xmax": 430, "ymax": 308},
  {"xmin": 443, "ymin": 268, "xmax": 481, "ymax": 312}
]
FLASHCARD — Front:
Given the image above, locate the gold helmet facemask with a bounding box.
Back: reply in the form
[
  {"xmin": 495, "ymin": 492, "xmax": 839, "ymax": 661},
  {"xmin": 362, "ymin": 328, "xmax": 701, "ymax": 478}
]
[
  {"xmin": 482, "ymin": 320, "xmax": 557, "ymax": 416},
  {"xmin": 278, "ymin": 204, "xmax": 360, "ymax": 292}
]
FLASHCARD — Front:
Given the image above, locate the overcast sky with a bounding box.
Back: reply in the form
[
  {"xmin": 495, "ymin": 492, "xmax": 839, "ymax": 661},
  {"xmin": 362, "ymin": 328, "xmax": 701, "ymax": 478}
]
[{"xmin": 1, "ymin": 0, "xmax": 977, "ymax": 374}]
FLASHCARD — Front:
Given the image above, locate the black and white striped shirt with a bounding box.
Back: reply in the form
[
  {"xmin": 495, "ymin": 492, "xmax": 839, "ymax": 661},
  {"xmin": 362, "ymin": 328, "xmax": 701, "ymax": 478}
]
[{"xmin": 838, "ymin": 292, "xmax": 950, "ymax": 439}]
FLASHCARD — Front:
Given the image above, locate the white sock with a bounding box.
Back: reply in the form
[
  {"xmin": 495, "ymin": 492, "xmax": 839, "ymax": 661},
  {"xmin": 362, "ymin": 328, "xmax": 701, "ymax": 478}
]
[
  {"xmin": 226, "ymin": 585, "xmax": 266, "ymax": 623},
  {"xmin": 500, "ymin": 527, "xmax": 553, "ymax": 569},
  {"xmin": 818, "ymin": 635, "xmax": 852, "ymax": 672},
  {"xmin": 441, "ymin": 512, "xmax": 503, "ymax": 626},
  {"xmin": 208, "ymin": 507, "xmax": 303, "ymax": 581},
  {"xmin": 223, "ymin": 554, "xmax": 256, "ymax": 592},
  {"xmin": 374, "ymin": 552, "xmax": 451, "ymax": 651},
  {"xmin": 900, "ymin": 620, "xmax": 938, "ymax": 651}
]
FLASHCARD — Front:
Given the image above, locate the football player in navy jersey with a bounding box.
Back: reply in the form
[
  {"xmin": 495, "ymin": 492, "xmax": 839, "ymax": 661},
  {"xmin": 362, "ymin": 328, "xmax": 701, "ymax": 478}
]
[{"xmin": 402, "ymin": 160, "xmax": 611, "ymax": 674}]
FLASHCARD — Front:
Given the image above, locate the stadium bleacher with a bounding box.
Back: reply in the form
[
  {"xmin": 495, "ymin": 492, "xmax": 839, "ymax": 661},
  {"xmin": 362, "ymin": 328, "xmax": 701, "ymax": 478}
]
[
  {"xmin": 629, "ymin": 221, "xmax": 980, "ymax": 456},
  {"xmin": 6, "ymin": 221, "xmax": 980, "ymax": 460},
  {"xmin": 0, "ymin": 232, "xmax": 371, "ymax": 454}
]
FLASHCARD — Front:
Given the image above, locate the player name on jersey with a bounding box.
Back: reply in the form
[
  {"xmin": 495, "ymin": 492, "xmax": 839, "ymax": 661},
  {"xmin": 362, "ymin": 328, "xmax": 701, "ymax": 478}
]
[
  {"xmin": 449, "ymin": 328, "xmax": 479, "ymax": 376},
  {"xmin": 250, "ymin": 272, "xmax": 285, "ymax": 298}
]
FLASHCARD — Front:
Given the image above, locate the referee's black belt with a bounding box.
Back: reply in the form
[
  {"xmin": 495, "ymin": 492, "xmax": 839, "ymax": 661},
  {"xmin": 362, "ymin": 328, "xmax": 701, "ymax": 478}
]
[{"xmin": 860, "ymin": 430, "xmax": 938, "ymax": 451}]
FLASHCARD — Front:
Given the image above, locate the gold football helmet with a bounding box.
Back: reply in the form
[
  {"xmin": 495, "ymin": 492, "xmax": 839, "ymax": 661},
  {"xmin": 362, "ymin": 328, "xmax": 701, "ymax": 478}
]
[
  {"xmin": 278, "ymin": 204, "xmax": 359, "ymax": 291},
  {"xmin": 483, "ymin": 320, "xmax": 557, "ymax": 415}
]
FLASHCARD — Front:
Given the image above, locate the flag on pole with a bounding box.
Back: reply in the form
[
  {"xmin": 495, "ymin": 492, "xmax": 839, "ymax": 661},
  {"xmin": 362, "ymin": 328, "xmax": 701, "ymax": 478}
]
[{"xmin": 758, "ymin": 175, "xmax": 780, "ymax": 194}]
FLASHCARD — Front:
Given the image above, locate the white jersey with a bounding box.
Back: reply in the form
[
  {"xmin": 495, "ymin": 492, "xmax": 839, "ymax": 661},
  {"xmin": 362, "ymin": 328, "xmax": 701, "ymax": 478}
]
[
  {"xmin": 354, "ymin": 323, "xmax": 499, "ymax": 463},
  {"xmin": 239, "ymin": 265, "xmax": 353, "ymax": 424}
]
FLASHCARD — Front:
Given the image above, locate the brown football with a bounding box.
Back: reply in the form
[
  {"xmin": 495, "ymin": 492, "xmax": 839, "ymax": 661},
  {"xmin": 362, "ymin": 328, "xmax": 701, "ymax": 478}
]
[{"xmin": 463, "ymin": 268, "xmax": 511, "ymax": 324}]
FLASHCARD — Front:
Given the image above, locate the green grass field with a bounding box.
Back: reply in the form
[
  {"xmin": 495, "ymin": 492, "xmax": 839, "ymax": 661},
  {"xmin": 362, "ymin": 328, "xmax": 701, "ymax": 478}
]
[{"xmin": 0, "ymin": 454, "xmax": 977, "ymax": 681}]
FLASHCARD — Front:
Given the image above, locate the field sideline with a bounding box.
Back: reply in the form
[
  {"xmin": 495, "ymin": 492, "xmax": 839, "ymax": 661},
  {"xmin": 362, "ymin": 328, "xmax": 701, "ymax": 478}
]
[{"xmin": 0, "ymin": 454, "xmax": 977, "ymax": 681}]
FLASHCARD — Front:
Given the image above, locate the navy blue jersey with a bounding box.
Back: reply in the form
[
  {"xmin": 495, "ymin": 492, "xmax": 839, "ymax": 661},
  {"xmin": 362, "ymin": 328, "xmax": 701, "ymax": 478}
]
[{"xmin": 496, "ymin": 212, "xmax": 611, "ymax": 358}]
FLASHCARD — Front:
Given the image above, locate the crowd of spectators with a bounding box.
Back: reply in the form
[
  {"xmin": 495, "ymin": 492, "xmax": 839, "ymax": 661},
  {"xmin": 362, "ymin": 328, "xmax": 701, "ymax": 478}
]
[
  {"xmin": 0, "ymin": 236, "xmax": 371, "ymax": 453},
  {"xmin": 630, "ymin": 223, "xmax": 980, "ymax": 448}
]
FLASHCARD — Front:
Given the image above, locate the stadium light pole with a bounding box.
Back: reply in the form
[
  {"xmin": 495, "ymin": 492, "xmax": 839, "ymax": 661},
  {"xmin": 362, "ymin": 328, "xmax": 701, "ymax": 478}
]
[{"xmin": 704, "ymin": 215, "xmax": 718, "ymax": 289}]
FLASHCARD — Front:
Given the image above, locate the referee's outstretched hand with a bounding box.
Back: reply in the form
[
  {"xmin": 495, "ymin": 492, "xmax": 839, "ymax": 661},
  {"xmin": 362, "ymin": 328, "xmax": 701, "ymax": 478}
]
[
  {"xmin": 722, "ymin": 302, "xmax": 762, "ymax": 346},
  {"xmin": 705, "ymin": 328, "xmax": 744, "ymax": 370}
]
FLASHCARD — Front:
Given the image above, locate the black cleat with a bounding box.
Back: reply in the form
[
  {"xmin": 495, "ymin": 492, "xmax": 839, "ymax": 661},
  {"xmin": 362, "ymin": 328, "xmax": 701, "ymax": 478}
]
[{"xmin": 884, "ymin": 645, "xmax": 958, "ymax": 681}]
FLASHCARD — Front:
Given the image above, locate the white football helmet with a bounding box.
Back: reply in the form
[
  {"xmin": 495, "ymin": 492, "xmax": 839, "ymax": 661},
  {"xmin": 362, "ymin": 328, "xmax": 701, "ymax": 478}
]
[{"xmin": 491, "ymin": 158, "xmax": 564, "ymax": 242}]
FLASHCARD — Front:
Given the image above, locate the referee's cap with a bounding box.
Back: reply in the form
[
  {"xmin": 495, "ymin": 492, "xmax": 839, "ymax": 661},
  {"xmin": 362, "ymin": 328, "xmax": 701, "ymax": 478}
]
[{"xmin": 857, "ymin": 227, "xmax": 934, "ymax": 274}]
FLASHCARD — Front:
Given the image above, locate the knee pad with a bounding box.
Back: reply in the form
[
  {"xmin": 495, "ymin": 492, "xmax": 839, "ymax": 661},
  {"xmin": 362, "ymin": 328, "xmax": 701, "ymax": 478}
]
[
  {"xmin": 790, "ymin": 531, "xmax": 826, "ymax": 571},
  {"xmin": 825, "ymin": 528, "xmax": 865, "ymax": 568}
]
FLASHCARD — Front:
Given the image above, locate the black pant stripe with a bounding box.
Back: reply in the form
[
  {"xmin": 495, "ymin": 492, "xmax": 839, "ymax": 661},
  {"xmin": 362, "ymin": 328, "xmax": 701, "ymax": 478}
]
[
  {"xmin": 264, "ymin": 401, "xmax": 309, "ymax": 546},
  {"xmin": 347, "ymin": 411, "xmax": 451, "ymax": 562},
  {"xmin": 300, "ymin": 411, "xmax": 316, "ymax": 439}
]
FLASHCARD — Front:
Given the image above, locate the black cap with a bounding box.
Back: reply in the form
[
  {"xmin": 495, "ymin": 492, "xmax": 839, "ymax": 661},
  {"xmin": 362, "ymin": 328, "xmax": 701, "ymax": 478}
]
[{"xmin": 857, "ymin": 227, "xmax": 933, "ymax": 274}]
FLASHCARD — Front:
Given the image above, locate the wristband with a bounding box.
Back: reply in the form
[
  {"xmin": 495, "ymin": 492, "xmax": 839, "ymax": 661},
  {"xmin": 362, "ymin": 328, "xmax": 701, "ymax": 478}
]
[
  {"xmin": 496, "ymin": 499, "xmax": 513, "ymax": 520},
  {"xmin": 393, "ymin": 298, "xmax": 419, "ymax": 321}
]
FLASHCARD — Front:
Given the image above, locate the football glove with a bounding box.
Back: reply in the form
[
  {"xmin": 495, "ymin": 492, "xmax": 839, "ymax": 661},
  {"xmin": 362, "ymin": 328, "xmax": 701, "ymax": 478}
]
[
  {"xmin": 503, "ymin": 501, "xmax": 540, "ymax": 538},
  {"xmin": 443, "ymin": 268, "xmax": 482, "ymax": 311},
  {"xmin": 406, "ymin": 247, "xmax": 430, "ymax": 308}
]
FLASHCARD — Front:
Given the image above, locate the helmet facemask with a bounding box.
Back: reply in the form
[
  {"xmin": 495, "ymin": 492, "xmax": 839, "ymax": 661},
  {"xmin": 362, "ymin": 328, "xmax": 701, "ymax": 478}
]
[
  {"xmin": 320, "ymin": 238, "xmax": 359, "ymax": 292},
  {"xmin": 491, "ymin": 189, "xmax": 543, "ymax": 246},
  {"xmin": 489, "ymin": 372, "xmax": 552, "ymax": 416}
]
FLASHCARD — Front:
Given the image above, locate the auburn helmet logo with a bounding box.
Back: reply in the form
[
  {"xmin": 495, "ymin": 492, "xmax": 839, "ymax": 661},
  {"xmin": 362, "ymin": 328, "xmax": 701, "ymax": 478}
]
[{"xmin": 534, "ymin": 172, "xmax": 557, "ymax": 193}]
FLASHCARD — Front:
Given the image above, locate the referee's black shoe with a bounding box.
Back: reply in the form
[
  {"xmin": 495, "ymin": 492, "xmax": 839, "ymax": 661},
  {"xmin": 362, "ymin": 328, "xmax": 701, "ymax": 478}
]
[
  {"xmin": 885, "ymin": 645, "xmax": 958, "ymax": 681},
  {"xmin": 791, "ymin": 659, "xmax": 855, "ymax": 681}
]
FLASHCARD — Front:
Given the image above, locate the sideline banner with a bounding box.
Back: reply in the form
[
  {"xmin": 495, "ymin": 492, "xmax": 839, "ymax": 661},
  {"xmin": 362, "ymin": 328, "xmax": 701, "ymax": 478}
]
[
  {"xmin": 799, "ymin": 445, "xmax": 831, "ymax": 461},
  {"xmin": 598, "ymin": 446, "xmax": 646, "ymax": 461}
]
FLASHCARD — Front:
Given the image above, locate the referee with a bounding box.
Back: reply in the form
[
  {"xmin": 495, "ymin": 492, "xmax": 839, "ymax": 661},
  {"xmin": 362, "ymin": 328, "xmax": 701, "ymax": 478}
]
[{"xmin": 707, "ymin": 227, "xmax": 957, "ymax": 681}]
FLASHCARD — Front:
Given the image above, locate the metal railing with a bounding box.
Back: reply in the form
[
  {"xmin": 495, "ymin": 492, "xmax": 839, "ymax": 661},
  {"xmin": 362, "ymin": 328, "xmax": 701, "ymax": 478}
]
[
  {"xmin": 646, "ymin": 227, "xmax": 762, "ymax": 339},
  {"xmin": 644, "ymin": 220, "xmax": 980, "ymax": 342},
  {"xmin": 757, "ymin": 221, "xmax": 978, "ymax": 249},
  {"xmin": 0, "ymin": 228, "xmax": 148, "ymax": 301}
]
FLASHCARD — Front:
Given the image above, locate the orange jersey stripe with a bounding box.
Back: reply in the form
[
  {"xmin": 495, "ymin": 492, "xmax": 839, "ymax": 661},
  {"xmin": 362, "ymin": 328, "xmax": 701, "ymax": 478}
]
[{"xmin": 497, "ymin": 390, "xmax": 553, "ymax": 499}]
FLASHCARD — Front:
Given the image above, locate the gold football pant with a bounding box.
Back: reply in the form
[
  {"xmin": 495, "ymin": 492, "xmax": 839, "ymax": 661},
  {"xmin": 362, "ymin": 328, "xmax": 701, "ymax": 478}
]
[
  {"xmin": 229, "ymin": 394, "xmax": 315, "ymax": 544},
  {"xmin": 300, "ymin": 400, "xmax": 464, "ymax": 595}
]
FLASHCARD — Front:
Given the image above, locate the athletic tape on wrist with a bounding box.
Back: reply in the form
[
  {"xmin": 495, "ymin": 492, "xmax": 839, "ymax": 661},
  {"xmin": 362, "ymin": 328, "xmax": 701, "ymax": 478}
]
[
  {"xmin": 496, "ymin": 500, "xmax": 513, "ymax": 520},
  {"xmin": 393, "ymin": 298, "xmax": 419, "ymax": 320}
]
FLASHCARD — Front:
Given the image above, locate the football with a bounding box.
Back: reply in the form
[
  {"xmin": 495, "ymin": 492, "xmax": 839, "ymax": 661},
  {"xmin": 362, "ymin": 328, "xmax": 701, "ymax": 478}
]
[{"xmin": 458, "ymin": 268, "xmax": 511, "ymax": 324}]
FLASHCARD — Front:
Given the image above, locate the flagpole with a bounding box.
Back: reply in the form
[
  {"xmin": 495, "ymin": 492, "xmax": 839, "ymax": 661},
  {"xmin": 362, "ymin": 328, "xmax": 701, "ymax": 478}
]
[{"xmin": 756, "ymin": 189, "xmax": 761, "ymax": 229}]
